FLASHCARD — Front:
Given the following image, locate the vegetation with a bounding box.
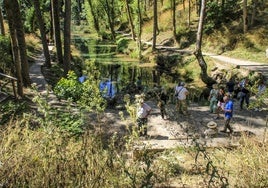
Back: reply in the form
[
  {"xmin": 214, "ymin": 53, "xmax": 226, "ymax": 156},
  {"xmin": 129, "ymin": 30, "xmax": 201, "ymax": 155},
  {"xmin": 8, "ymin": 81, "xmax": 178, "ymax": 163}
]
[
  {"xmin": 0, "ymin": 0, "xmax": 268, "ymax": 187},
  {"xmin": 1, "ymin": 90, "xmax": 268, "ymax": 187}
]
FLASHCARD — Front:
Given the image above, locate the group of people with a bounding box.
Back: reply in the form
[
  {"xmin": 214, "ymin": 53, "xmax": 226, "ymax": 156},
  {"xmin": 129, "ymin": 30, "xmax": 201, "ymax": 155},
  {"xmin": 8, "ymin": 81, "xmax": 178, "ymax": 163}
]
[
  {"xmin": 208, "ymin": 77, "xmax": 267, "ymax": 134},
  {"xmin": 135, "ymin": 80, "xmax": 190, "ymax": 137},
  {"xmin": 135, "ymin": 76, "xmax": 266, "ymax": 137}
]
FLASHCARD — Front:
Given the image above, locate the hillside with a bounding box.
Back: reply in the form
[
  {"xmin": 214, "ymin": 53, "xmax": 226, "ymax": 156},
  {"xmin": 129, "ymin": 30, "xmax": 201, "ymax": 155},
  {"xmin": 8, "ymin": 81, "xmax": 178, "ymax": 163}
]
[{"xmin": 138, "ymin": 1, "xmax": 268, "ymax": 63}]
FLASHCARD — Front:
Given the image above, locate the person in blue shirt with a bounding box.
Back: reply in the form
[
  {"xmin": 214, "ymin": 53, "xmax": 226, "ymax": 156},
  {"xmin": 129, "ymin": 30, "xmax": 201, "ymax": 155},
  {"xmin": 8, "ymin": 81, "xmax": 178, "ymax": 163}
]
[{"xmin": 221, "ymin": 95, "xmax": 234, "ymax": 134}]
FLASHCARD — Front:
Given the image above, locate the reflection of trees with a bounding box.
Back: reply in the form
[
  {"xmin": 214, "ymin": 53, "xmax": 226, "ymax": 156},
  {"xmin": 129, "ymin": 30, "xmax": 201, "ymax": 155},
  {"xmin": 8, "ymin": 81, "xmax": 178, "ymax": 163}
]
[{"xmin": 76, "ymin": 38, "xmax": 185, "ymax": 91}]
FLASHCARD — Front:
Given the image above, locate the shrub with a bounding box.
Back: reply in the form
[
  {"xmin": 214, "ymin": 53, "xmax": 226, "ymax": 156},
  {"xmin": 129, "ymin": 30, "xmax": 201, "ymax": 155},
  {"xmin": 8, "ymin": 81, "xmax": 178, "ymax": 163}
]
[{"xmin": 54, "ymin": 71, "xmax": 83, "ymax": 101}]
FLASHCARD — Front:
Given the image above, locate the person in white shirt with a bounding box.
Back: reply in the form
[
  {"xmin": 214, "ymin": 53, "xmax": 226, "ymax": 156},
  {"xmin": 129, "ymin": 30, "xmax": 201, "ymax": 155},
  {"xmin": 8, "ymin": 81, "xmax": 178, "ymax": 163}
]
[
  {"xmin": 174, "ymin": 82, "xmax": 189, "ymax": 115},
  {"xmin": 136, "ymin": 99, "xmax": 152, "ymax": 136}
]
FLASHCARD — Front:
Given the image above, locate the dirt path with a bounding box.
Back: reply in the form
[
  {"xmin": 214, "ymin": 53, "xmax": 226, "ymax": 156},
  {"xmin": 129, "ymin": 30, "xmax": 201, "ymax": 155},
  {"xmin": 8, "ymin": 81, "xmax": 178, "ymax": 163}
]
[{"xmin": 204, "ymin": 52, "xmax": 268, "ymax": 79}]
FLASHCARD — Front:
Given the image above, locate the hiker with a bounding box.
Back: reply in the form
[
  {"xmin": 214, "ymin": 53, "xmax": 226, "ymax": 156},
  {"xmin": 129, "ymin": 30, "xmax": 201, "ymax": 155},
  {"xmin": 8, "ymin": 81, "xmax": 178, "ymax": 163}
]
[
  {"xmin": 136, "ymin": 98, "xmax": 152, "ymax": 136},
  {"xmin": 226, "ymin": 78, "xmax": 236, "ymax": 98},
  {"xmin": 175, "ymin": 82, "xmax": 189, "ymax": 115},
  {"xmin": 215, "ymin": 86, "xmax": 226, "ymax": 119},
  {"xmin": 208, "ymin": 84, "xmax": 219, "ymax": 113},
  {"xmin": 157, "ymin": 87, "xmax": 169, "ymax": 119},
  {"xmin": 238, "ymin": 78, "xmax": 250, "ymax": 110},
  {"xmin": 220, "ymin": 95, "xmax": 234, "ymax": 135}
]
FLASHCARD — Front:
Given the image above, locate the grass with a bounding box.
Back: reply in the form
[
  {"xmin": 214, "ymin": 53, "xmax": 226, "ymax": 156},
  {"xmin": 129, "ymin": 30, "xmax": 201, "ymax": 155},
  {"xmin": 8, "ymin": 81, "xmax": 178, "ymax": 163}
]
[{"xmin": 1, "ymin": 121, "xmax": 267, "ymax": 187}]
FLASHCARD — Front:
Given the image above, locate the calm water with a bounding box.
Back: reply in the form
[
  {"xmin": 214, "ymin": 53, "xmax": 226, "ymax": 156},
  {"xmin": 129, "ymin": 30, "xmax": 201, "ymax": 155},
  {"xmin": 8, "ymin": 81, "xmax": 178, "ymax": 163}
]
[{"xmin": 72, "ymin": 35, "xmax": 181, "ymax": 96}]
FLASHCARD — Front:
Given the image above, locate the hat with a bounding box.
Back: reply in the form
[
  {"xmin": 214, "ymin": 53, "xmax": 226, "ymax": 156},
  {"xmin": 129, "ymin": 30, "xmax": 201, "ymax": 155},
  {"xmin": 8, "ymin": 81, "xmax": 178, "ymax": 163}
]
[{"xmin": 207, "ymin": 121, "xmax": 217, "ymax": 129}]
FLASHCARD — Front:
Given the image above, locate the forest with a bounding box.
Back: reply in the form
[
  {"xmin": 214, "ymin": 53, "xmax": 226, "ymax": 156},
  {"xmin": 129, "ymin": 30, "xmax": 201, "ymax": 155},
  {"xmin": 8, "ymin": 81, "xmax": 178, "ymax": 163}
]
[{"xmin": 0, "ymin": 0, "xmax": 268, "ymax": 187}]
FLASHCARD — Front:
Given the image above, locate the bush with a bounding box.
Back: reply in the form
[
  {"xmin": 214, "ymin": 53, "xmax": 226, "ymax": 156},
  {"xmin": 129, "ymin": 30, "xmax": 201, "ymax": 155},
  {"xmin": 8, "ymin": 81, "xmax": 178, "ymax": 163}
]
[{"xmin": 54, "ymin": 71, "xmax": 83, "ymax": 101}]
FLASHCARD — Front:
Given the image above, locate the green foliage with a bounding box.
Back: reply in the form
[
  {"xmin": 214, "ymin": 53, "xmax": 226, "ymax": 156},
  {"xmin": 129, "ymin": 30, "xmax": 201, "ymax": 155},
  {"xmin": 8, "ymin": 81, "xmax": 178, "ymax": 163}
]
[
  {"xmin": 24, "ymin": 7, "xmax": 35, "ymax": 33},
  {"xmin": 54, "ymin": 71, "xmax": 83, "ymax": 101},
  {"xmin": 0, "ymin": 36, "xmax": 13, "ymax": 73},
  {"xmin": 0, "ymin": 100, "xmax": 28, "ymax": 125},
  {"xmin": 205, "ymin": 1, "xmax": 240, "ymax": 34},
  {"xmin": 77, "ymin": 60, "xmax": 106, "ymax": 113},
  {"xmin": 116, "ymin": 37, "xmax": 129, "ymax": 53},
  {"xmin": 32, "ymin": 85, "xmax": 84, "ymax": 135},
  {"xmin": 204, "ymin": 2, "xmax": 223, "ymax": 34}
]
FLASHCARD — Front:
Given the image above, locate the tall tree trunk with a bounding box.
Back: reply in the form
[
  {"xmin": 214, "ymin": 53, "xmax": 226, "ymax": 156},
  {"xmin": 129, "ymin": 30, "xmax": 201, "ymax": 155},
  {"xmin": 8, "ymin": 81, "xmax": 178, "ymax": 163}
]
[
  {"xmin": 125, "ymin": 0, "xmax": 136, "ymax": 40},
  {"xmin": 188, "ymin": 0, "xmax": 191, "ymax": 28},
  {"xmin": 221, "ymin": 0, "xmax": 225, "ymax": 14},
  {"xmin": 11, "ymin": 0, "xmax": 31, "ymax": 87},
  {"xmin": 152, "ymin": 0, "xmax": 158, "ymax": 50},
  {"xmin": 4, "ymin": 0, "xmax": 23, "ymax": 96},
  {"xmin": 171, "ymin": 0, "xmax": 176, "ymax": 38},
  {"xmin": 104, "ymin": 0, "xmax": 115, "ymax": 40},
  {"xmin": 87, "ymin": 0, "xmax": 100, "ymax": 33},
  {"xmin": 250, "ymin": 0, "xmax": 257, "ymax": 26},
  {"xmin": 33, "ymin": 0, "xmax": 51, "ymax": 68},
  {"xmin": 137, "ymin": 0, "xmax": 142, "ymax": 60},
  {"xmin": 243, "ymin": 0, "xmax": 248, "ymax": 33},
  {"xmin": 63, "ymin": 0, "xmax": 71, "ymax": 75},
  {"xmin": 51, "ymin": 0, "xmax": 63, "ymax": 64},
  {"xmin": 194, "ymin": 0, "xmax": 215, "ymax": 86},
  {"xmin": 0, "ymin": 7, "xmax": 5, "ymax": 36}
]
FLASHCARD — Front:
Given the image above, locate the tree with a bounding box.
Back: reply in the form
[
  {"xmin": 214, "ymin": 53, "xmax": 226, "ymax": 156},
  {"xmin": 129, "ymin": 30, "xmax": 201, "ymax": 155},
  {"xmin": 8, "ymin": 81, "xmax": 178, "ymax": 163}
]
[
  {"xmin": 87, "ymin": 0, "xmax": 100, "ymax": 33},
  {"xmin": 171, "ymin": 0, "xmax": 176, "ymax": 38},
  {"xmin": 4, "ymin": 0, "xmax": 31, "ymax": 88},
  {"xmin": 125, "ymin": 0, "xmax": 136, "ymax": 40},
  {"xmin": 152, "ymin": 0, "xmax": 158, "ymax": 50},
  {"xmin": 4, "ymin": 0, "xmax": 24, "ymax": 96},
  {"xmin": 188, "ymin": 0, "xmax": 191, "ymax": 28},
  {"xmin": 250, "ymin": 0, "xmax": 257, "ymax": 26},
  {"xmin": 51, "ymin": 0, "xmax": 63, "ymax": 64},
  {"xmin": 137, "ymin": 0, "xmax": 142, "ymax": 60},
  {"xmin": 194, "ymin": 0, "xmax": 215, "ymax": 86},
  {"xmin": 242, "ymin": 0, "xmax": 248, "ymax": 33},
  {"xmin": 103, "ymin": 0, "xmax": 116, "ymax": 40},
  {"xmin": 63, "ymin": 0, "xmax": 71, "ymax": 75},
  {"xmin": 0, "ymin": 7, "xmax": 5, "ymax": 36},
  {"xmin": 33, "ymin": 0, "xmax": 51, "ymax": 68}
]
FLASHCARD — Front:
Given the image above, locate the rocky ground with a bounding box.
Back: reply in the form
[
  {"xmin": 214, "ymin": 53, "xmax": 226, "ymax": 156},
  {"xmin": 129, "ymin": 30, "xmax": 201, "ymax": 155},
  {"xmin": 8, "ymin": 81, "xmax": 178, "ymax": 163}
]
[{"xmin": 101, "ymin": 97, "xmax": 267, "ymax": 150}]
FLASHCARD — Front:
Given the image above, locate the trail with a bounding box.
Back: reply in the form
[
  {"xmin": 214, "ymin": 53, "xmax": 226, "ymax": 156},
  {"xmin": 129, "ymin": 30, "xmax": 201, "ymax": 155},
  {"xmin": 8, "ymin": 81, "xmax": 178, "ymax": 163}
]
[{"xmin": 203, "ymin": 52, "xmax": 268, "ymax": 80}]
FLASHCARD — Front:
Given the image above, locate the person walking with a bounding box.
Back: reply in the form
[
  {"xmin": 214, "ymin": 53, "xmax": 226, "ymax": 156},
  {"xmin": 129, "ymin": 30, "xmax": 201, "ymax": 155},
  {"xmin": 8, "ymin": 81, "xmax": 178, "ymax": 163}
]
[
  {"xmin": 175, "ymin": 82, "xmax": 189, "ymax": 115},
  {"xmin": 208, "ymin": 84, "xmax": 219, "ymax": 113},
  {"xmin": 215, "ymin": 86, "xmax": 225, "ymax": 119},
  {"xmin": 226, "ymin": 78, "xmax": 236, "ymax": 98},
  {"xmin": 157, "ymin": 87, "xmax": 169, "ymax": 119},
  {"xmin": 136, "ymin": 98, "xmax": 152, "ymax": 136},
  {"xmin": 220, "ymin": 95, "xmax": 234, "ymax": 135},
  {"xmin": 239, "ymin": 78, "xmax": 250, "ymax": 110}
]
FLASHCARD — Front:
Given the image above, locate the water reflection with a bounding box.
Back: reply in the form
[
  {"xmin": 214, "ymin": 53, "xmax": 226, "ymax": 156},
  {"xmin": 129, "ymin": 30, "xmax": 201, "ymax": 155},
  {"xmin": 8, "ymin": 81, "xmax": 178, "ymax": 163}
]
[{"xmin": 72, "ymin": 36, "xmax": 180, "ymax": 95}]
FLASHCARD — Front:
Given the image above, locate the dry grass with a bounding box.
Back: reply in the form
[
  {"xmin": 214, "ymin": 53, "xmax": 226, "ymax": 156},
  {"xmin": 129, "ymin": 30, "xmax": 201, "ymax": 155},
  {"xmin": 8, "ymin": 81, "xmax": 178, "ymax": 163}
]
[{"xmin": 1, "ymin": 119, "xmax": 267, "ymax": 187}]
